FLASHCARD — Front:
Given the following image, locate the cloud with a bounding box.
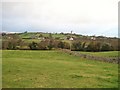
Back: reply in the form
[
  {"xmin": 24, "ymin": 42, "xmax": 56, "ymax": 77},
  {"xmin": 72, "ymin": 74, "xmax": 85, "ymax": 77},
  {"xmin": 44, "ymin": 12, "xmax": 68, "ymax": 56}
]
[{"xmin": 1, "ymin": 0, "xmax": 118, "ymax": 37}]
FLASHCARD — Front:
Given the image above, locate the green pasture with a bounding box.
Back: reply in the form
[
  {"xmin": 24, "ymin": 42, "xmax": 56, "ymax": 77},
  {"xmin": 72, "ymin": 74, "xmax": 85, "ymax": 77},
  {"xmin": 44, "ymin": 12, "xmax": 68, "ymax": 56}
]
[
  {"xmin": 79, "ymin": 51, "xmax": 119, "ymax": 58},
  {"xmin": 18, "ymin": 33, "xmax": 67, "ymax": 39},
  {"xmin": 18, "ymin": 33, "xmax": 36, "ymax": 38},
  {"xmin": 2, "ymin": 50, "xmax": 118, "ymax": 88},
  {"xmin": 22, "ymin": 39, "xmax": 41, "ymax": 43}
]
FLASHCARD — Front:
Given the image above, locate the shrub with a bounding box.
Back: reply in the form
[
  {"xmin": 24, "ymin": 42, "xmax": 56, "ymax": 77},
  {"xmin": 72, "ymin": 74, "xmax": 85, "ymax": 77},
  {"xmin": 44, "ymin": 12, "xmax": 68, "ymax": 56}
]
[
  {"xmin": 38, "ymin": 40, "xmax": 49, "ymax": 50},
  {"xmin": 86, "ymin": 42, "xmax": 101, "ymax": 52},
  {"xmin": 47, "ymin": 39, "xmax": 54, "ymax": 50},
  {"xmin": 2, "ymin": 39, "xmax": 22, "ymax": 50},
  {"xmin": 71, "ymin": 41, "xmax": 82, "ymax": 51},
  {"xmin": 81, "ymin": 42, "xmax": 86, "ymax": 51},
  {"xmin": 101, "ymin": 43, "xmax": 113, "ymax": 51},
  {"xmin": 29, "ymin": 42, "xmax": 38, "ymax": 50},
  {"xmin": 58, "ymin": 41, "xmax": 64, "ymax": 49},
  {"xmin": 2, "ymin": 41, "xmax": 8, "ymax": 50},
  {"xmin": 57, "ymin": 41, "xmax": 70, "ymax": 49},
  {"xmin": 7, "ymin": 42, "xmax": 15, "ymax": 50},
  {"xmin": 64, "ymin": 42, "xmax": 70, "ymax": 49}
]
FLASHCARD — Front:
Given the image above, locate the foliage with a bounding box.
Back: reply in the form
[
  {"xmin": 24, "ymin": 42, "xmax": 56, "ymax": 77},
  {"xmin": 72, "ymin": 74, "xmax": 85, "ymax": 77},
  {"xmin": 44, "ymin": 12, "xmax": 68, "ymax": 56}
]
[
  {"xmin": 49, "ymin": 33, "xmax": 52, "ymax": 39},
  {"xmin": 39, "ymin": 34, "xmax": 43, "ymax": 37},
  {"xmin": 2, "ymin": 33, "xmax": 6, "ymax": 36},
  {"xmin": 2, "ymin": 34, "xmax": 22, "ymax": 50},
  {"xmin": 47, "ymin": 39, "xmax": 54, "ymax": 50},
  {"xmin": 58, "ymin": 41, "xmax": 64, "ymax": 49},
  {"xmin": 29, "ymin": 42, "xmax": 38, "ymax": 50},
  {"xmin": 101, "ymin": 43, "xmax": 113, "ymax": 51},
  {"xmin": 2, "ymin": 33, "xmax": 119, "ymax": 51},
  {"xmin": 71, "ymin": 41, "xmax": 82, "ymax": 51},
  {"xmin": 58, "ymin": 41, "xmax": 70, "ymax": 49}
]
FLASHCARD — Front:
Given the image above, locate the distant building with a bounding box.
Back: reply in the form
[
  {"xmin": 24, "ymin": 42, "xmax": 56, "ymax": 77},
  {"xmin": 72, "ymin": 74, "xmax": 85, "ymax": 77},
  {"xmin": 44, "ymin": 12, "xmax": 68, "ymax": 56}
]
[
  {"xmin": 91, "ymin": 37, "xmax": 96, "ymax": 40},
  {"xmin": 69, "ymin": 37, "xmax": 74, "ymax": 41},
  {"xmin": 41, "ymin": 37, "xmax": 45, "ymax": 40}
]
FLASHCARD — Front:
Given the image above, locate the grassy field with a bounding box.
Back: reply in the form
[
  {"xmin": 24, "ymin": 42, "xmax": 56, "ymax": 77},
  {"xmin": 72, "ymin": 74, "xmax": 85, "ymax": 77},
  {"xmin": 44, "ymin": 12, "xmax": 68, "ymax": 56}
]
[
  {"xmin": 2, "ymin": 50, "xmax": 118, "ymax": 88},
  {"xmin": 19, "ymin": 33, "xmax": 36, "ymax": 38},
  {"xmin": 22, "ymin": 39, "xmax": 41, "ymax": 43},
  {"xmin": 18, "ymin": 33, "xmax": 66, "ymax": 39},
  {"xmin": 79, "ymin": 51, "xmax": 119, "ymax": 58}
]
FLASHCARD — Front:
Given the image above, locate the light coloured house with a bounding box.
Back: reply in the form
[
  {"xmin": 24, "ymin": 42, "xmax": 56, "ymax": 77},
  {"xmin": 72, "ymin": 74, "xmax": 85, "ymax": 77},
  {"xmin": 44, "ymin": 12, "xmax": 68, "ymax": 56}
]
[
  {"xmin": 91, "ymin": 37, "xmax": 96, "ymax": 40},
  {"xmin": 69, "ymin": 37, "xmax": 74, "ymax": 41}
]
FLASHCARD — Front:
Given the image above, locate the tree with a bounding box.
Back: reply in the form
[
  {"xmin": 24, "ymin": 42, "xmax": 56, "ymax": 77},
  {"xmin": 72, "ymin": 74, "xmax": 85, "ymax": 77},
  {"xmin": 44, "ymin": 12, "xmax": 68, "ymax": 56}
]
[
  {"xmin": 38, "ymin": 40, "xmax": 49, "ymax": 50},
  {"xmin": 2, "ymin": 33, "xmax": 6, "ymax": 36},
  {"xmin": 71, "ymin": 41, "xmax": 82, "ymax": 51},
  {"xmin": 7, "ymin": 41, "xmax": 17, "ymax": 50},
  {"xmin": 86, "ymin": 41, "xmax": 101, "ymax": 52},
  {"xmin": 64, "ymin": 42, "xmax": 70, "ymax": 49},
  {"xmin": 2, "ymin": 34, "xmax": 23, "ymax": 50},
  {"xmin": 2, "ymin": 41, "xmax": 8, "ymax": 50},
  {"xmin": 49, "ymin": 33, "xmax": 52, "ymax": 39},
  {"xmin": 101, "ymin": 43, "xmax": 113, "ymax": 51},
  {"xmin": 95, "ymin": 42, "xmax": 102, "ymax": 51},
  {"xmin": 29, "ymin": 42, "xmax": 38, "ymax": 50},
  {"xmin": 48, "ymin": 39, "xmax": 53, "ymax": 50},
  {"xmin": 81, "ymin": 42, "xmax": 86, "ymax": 51},
  {"xmin": 39, "ymin": 34, "xmax": 43, "ymax": 37},
  {"xmin": 24, "ymin": 31, "xmax": 27, "ymax": 33},
  {"xmin": 58, "ymin": 41, "xmax": 64, "ymax": 49}
]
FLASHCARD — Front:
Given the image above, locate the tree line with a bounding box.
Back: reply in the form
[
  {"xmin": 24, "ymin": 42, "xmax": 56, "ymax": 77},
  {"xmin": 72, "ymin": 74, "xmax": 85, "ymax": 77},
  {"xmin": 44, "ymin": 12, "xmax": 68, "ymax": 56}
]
[
  {"xmin": 2, "ymin": 38, "xmax": 118, "ymax": 52},
  {"xmin": 2, "ymin": 33, "xmax": 119, "ymax": 51}
]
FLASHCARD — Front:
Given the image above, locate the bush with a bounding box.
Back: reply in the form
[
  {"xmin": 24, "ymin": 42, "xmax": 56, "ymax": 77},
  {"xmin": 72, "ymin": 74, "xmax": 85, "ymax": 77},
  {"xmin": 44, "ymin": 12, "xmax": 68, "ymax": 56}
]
[
  {"xmin": 58, "ymin": 41, "xmax": 64, "ymax": 49},
  {"xmin": 81, "ymin": 42, "xmax": 86, "ymax": 51},
  {"xmin": 101, "ymin": 43, "xmax": 113, "ymax": 51},
  {"xmin": 86, "ymin": 42, "xmax": 101, "ymax": 52},
  {"xmin": 2, "ymin": 41, "xmax": 8, "ymax": 50},
  {"xmin": 38, "ymin": 39, "xmax": 51, "ymax": 50},
  {"xmin": 2, "ymin": 39, "xmax": 22, "ymax": 50},
  {"xmin": 85, "ymin": 42, "xmax": 114, "ymax": 52},
  {"xmin": 47, "ymin": 39, "xmax": 54, "ymax": 50},
  {"xmin": 64, "ymin": 42, "xmax": 70, "ymax": 49},
  {"xmin": 29, "ymin": 42, "xmax": 38, "ymax": 50},
  {"xmin": 7, "ymin": 42, "xmax": 16, "ymax": 50},
  {"xmin": 71, "ymin": 41, "xmax": 82, "ymax": 51},
  {"xmin": 57, "ymin": 41, "xmax": 70, "ymax": 49}
]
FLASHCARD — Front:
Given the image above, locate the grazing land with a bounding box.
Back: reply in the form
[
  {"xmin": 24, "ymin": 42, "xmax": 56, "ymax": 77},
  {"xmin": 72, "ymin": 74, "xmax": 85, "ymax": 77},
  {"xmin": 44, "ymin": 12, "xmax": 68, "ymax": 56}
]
[
  {"xmin": 79, "ymin": 51, "xmax": 119, "ymax": 58},
  {"xmin": 2, "ymin": 50, "xmax": 118, "ymax": 88}
]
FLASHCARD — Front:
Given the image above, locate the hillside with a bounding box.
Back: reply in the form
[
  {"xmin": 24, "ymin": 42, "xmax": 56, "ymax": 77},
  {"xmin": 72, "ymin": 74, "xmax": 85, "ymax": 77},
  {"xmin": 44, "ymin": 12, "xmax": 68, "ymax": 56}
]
[
  {"xmin": 2, "ymin": 50, "xmax": 118, "ymax": 88},
  {"xmin": 2, "ymin": 32, "xmax": 119, "ymax": 51}
]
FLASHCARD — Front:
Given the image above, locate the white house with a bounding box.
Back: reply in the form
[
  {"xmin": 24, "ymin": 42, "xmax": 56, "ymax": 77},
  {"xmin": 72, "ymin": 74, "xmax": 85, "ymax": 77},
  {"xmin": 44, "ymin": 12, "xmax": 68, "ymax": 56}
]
[
  {"xmin": 91, "ymin": 37, "xmax": 96, "ymax": 40},
  {"xmin": 69, "ymin": 37, "xmax": 74, "ymax": 41}
]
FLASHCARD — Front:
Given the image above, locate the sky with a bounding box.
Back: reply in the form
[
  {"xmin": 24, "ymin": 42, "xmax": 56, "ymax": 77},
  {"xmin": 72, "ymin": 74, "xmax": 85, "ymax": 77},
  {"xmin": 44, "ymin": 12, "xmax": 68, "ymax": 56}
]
[{"xmin": 1, "ymin": 0, "xmax": 119, "ymax": 37}]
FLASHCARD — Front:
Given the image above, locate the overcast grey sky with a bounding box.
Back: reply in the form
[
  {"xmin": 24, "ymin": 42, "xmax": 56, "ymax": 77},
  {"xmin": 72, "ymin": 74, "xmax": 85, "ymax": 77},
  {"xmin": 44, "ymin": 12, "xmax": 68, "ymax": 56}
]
[{"xmin": 1, "ymin": 0, "xmax": 119, "ymax": 37}]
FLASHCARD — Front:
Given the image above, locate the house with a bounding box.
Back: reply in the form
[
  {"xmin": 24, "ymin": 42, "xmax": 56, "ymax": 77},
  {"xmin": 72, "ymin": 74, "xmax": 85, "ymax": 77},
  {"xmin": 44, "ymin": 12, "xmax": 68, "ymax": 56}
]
[
  {"xmin": 91, "ymin": 37, "xmax": 96, "ymax": 40},
  {"xmin": 69, "ymin": 37, "xmax": 74, "ymax": 41},
  {"xmin": 41, "ymin": 37, "xmax": 45, "ymax": 40}
]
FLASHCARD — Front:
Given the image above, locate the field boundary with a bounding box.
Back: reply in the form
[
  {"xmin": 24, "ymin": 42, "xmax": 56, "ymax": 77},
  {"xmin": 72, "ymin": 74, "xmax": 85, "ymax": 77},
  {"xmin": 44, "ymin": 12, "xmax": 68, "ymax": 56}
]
[{"xmin": 59, "ymin": 49, "xmax": 119, "ymax": 64}]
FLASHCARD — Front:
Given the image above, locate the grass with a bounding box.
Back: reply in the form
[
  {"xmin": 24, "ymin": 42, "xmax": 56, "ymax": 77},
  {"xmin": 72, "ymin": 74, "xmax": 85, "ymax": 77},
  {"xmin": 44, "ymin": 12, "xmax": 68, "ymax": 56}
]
[
  {"xmin": 79, "ymin": 51, "xmax": 119, "ymax": 58},
  {"xmin": 2, "ymin": 50, "xmax": 118, "ymax": 88},
  {"xmin": 22, "ymin": 39, "xmax": 41, "ymax": 43},
  {"xmin": 18, "ymin": 33, "xmax": 67, "ymax": 39},
  {"xmin": 19, "ymin": 33, "xmax": 36, "ymax": 38}
]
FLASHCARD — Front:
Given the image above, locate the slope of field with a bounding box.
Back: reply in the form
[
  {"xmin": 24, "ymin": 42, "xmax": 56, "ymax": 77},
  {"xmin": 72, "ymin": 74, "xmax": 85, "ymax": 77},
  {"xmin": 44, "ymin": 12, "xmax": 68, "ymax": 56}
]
[
  {"xmin": 79, "ymin": 51, "xmax": 119, "ymax": 58},
  {"xmin": 19, "ymin": 33, "xmax": 36, "ymax": 38},
  {"xmin": 18, "ymin": 33, "xmax": 66, "ymax": 39},
  {"xmin": 2, "ymin": 50, "xmax": 118, "ymax": 88}
]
